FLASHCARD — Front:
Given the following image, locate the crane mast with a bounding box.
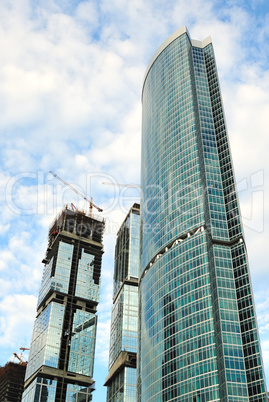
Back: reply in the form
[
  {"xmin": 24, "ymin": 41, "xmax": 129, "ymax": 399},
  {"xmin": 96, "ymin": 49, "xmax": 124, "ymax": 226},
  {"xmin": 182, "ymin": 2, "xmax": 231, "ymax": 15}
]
[{"xmin": 13, "ymin": 347, "xmax": 29, "ymax": 365}]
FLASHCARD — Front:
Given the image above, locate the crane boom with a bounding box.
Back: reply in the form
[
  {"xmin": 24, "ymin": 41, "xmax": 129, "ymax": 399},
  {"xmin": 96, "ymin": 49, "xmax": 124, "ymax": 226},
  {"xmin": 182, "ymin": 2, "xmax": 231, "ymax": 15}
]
[
  {"xmin": 102, "ymin": 181, "xmax": 141, "ymax": 189},
  {"xmin": 49, "ymin": 171, "xmax": 103, "ymax": 212},
  {"xmin": 13, "ymin": 352, "xmax": 22, "ymax": 363}
]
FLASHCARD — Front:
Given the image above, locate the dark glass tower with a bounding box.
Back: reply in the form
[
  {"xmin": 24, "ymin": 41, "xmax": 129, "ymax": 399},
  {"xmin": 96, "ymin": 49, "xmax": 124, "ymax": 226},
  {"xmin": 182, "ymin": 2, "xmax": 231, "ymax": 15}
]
[
  {"xmin": 139, "ymin": 26, "xmax": 267, "ymax": 401},
  {"xmin": 105, "ymin": 203, "xmax": 140, "ymax": 401},
  {"xmin": 22, "ymin": 206, "xmax": 104, "ymax": 401}
]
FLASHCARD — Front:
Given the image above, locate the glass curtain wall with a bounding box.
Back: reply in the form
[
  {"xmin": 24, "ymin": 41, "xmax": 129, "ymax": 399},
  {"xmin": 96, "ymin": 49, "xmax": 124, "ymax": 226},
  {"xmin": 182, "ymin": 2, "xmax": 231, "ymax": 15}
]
[
  {"xmin": 106, "ymin": 204, "xmax": 140, "ymax": 402},
  {"xmin": 139, "ymin": 27, "xmax": 267, "ymax": 402}
]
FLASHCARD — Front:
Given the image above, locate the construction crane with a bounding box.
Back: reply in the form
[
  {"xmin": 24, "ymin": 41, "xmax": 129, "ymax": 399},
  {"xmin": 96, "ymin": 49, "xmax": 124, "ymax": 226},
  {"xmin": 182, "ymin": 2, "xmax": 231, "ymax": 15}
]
[
  {"xmin": 13, "ymin": 348, "xmax": 29, "ymax": 365},
  {"xmin": 13, "ymin": 352, "xmax": 24, "ymax": 364},
  {"xmin": 49, "ymin": 171, "xmax": 103, "ymax": 213},
  {"xmin": 20, "ymin": 347, "xmax": 30, "ymax": 353}
]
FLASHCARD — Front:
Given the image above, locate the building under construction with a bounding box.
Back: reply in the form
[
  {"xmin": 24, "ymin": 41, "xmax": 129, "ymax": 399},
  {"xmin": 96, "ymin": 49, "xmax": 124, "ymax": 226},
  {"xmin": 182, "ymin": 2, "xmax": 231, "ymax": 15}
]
[
  {"xmin": 0, "ymin": 361, "xmax": 26, "ymax": 402},
  {"xmin": 22, "ymin": 206, "xmax": 105, "ymax": 401}
]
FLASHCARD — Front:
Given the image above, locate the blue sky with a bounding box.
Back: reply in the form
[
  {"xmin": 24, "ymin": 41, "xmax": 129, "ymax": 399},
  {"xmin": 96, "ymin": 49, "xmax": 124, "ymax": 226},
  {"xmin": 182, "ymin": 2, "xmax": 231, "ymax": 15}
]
[{"xmin": 0, "ymin": 0, "xmax": 269, "ymax": 400}]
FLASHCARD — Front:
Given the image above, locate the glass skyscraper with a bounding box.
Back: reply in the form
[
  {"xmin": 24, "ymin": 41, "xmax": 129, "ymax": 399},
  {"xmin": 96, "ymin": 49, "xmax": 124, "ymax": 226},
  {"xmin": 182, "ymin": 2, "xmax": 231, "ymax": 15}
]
[
  {"xmin": 139, "ymin": 26, "xmax": 267, "ymax": 401},
  {"xmin": 22, "ymin": 206, "xmax": 104, "ymax": 401},
  {"xmin": 105, "ymin": 203, "xmax": 140, "ymax": 401}
]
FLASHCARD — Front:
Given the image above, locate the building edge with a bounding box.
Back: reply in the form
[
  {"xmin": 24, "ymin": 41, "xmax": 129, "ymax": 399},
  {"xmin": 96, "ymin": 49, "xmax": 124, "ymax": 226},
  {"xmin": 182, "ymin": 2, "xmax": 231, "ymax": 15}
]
[{"xmin": 142, "ymin": 26, "xmax": 212, "ymax": 99}]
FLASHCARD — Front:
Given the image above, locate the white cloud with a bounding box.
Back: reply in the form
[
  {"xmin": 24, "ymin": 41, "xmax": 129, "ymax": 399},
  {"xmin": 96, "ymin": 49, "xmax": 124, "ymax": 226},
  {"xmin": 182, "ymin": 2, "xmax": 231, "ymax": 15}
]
[
  {"xmin": 0, "ymin": 250, "xmax": 16, "ymax": 272},
  {"xmin": 0, "ymin": 294, "xmax": 37, "ymax": 350},
  {"xmin": 0, "ymin": 0, "xmax": 268, "ymax": 400}
]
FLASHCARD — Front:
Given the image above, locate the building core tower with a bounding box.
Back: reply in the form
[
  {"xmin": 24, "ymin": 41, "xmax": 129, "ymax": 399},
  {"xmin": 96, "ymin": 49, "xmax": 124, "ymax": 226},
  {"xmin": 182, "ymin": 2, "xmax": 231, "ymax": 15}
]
[
  {"xmin": 105, "ymin": 203, "xmax": 140, "ymax": 401},
  {"xmin": 22, "ymin": 206, "xmax": 104, "ymax": 401},
  {"xmin": 139, "ymin": 27, "xmax": 267, "ymax": 401}
]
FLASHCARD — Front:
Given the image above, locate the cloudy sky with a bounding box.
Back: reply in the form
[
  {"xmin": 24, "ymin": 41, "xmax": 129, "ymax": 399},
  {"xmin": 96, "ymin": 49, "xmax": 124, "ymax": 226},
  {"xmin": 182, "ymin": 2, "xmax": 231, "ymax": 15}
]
[{"xmin": 0, "ymin": 0, "xmax": 268, "ymax": 400}]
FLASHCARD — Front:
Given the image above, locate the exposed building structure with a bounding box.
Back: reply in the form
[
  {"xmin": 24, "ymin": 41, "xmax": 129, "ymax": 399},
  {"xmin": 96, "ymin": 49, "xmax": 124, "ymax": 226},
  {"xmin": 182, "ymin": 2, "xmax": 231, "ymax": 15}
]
[
  {"xmin": 139, "ymin": 26, "xmax": 267, "ymax": 401},
  {"xmin": 22, "ymin": 206, "xmax": 105, "ymax": 401},
  {"xmin": 0, "ymin": 362, "xmax": 26, "ymax": 402},
  {"xmin": 105, "ymin": 203, "xmax": 140, "ymax": 401}
]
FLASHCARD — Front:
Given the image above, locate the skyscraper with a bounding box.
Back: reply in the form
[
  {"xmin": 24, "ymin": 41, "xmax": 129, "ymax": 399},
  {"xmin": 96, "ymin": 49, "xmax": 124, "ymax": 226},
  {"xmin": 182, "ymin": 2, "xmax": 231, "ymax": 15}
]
[
  {"xmin": 139, "ymin": 26, "xmax": 267, "ymax": 401},
  {"xmin": 105, "ymin": 203, "xmax": 140, "ymax": 401},
  {"xmin": 22, "ymin": 206, "xmax": 104, "ymax": 401}
]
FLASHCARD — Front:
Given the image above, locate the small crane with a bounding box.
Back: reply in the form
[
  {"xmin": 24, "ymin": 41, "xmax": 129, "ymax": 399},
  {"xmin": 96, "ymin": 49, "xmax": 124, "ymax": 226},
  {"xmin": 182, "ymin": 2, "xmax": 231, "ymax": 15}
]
[
  {"xmin": 49, "ymin": 171, "xmax": 103, "ymax": 213},
  {"xmin": 20, "ymin": 347, "xmax": 30, "ymax": 353},
  {"xmin": 13, "ymin": 347, "xmax": 29, "ymax": 365}
]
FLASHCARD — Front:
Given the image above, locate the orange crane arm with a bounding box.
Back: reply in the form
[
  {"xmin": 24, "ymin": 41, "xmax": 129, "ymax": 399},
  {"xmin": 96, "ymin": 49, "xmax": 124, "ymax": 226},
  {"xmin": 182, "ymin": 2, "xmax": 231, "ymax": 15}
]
[
  {"xmin": 13, "ymin": 352, "xmax": 23, "ymax": 364},
  {"xmin": 49, "ymin": 171, "xmax": 103, "ymax": 212}
]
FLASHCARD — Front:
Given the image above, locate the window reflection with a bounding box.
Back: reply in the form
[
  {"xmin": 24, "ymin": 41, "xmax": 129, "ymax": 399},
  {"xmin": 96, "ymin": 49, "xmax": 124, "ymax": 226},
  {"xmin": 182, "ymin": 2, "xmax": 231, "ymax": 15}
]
[
  {"xmin": 75, "ymin": 249, "xmax": 99, "ymax": 302},
  {"xmin": 68, "ymin": 310, "xmax": 97, "ymax": 377}
]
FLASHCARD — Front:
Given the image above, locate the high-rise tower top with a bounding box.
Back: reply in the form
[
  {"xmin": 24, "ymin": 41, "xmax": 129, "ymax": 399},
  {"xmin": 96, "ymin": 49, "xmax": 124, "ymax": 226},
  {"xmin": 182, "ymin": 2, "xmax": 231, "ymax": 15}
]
[{"xmin": 142, "ymin": 26, "xmax": 211, "ymax": 97}]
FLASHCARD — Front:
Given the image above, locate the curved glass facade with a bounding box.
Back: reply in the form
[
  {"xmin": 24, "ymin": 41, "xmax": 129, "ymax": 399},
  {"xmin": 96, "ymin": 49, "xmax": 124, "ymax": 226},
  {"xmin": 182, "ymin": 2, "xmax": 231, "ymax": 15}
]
[{"xmin": 139, "ymin": 27, "xmax": 267, "ymax": 401}]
